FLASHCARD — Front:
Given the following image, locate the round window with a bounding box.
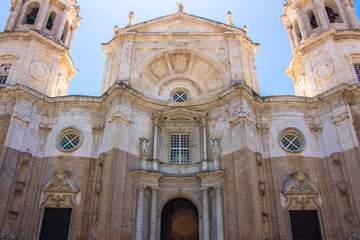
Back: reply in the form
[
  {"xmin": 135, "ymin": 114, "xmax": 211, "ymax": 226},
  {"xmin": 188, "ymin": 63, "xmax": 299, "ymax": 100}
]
[
  {"xmin": 279, "ymin": 128, "xmax": 305, "ymax": 153},
  {"xmin": 57, "ymin": 128, "xmax": 82, "ymax": 152},
  {"xmin": 173, "ymin": 91, "xmax": 188, "ymax": 102}
]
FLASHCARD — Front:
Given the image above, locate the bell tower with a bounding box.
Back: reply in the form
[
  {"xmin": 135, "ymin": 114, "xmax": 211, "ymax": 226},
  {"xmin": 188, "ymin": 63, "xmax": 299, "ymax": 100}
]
[
  {"xmin": 282, "ymin": 0, "xmax": 360, "ymax": 97},
  {"xmin": 0, "ymin": 0, "xmax": 82, "ymax": 96}
]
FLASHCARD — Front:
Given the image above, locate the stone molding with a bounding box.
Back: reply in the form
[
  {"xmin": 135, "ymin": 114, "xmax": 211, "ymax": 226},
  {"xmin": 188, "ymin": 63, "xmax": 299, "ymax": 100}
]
[{"xmin": 281, "ymin": 171, "xmax": 321, "ymax": 210}]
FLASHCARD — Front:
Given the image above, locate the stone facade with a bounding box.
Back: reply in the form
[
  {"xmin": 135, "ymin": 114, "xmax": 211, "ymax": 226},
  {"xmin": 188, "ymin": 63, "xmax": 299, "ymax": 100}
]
[{"xmin": 0, "ymin": 0, "xmax": 360, "ymax": 240}]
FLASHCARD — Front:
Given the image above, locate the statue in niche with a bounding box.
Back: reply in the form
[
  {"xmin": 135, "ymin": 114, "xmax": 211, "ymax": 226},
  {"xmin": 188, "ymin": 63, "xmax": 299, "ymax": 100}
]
[
  {"xmin": 139, "ymin": 138, "xmax": 149, "ymax": 155},
  {"xmin": 211, "ymin": 137, "xmax": 221, "ymax": 157}
]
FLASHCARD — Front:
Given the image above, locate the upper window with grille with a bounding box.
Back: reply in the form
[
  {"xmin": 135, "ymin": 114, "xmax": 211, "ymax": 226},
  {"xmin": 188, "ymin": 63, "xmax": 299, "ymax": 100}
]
[
  {"xmin": 170, "ymin": 134, "xmax": 190, "ymax": 164},
  {"xmin": 57, "ymin": 128, "xmax": 82, "ymax": 152},
  {"xmin": 0, "ymin": 65, "xmax": 11, "ymax": 86},
  {"xmin": 353, "ymin": 64, "xmax": 360, "ymax": 84},
  {"xmin": 172, "ymin": 91, "xmax": 188, "ymax": 102},
  {"xmin": 279, "ymin": 128, "xmax": 305, "ymax": 153}
]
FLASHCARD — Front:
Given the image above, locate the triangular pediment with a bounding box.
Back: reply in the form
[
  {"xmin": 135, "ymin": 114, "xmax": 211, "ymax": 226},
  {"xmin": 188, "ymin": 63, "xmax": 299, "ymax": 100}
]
[{"xmin": 118, "ymin": 12, "xmax": 243, "ymax": 34}]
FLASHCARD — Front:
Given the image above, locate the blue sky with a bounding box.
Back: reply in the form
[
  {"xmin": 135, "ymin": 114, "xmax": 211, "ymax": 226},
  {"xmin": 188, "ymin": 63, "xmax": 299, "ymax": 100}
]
[{"xmin": 0, "ymin": 1, "xmax": 359, "ymax": 97}]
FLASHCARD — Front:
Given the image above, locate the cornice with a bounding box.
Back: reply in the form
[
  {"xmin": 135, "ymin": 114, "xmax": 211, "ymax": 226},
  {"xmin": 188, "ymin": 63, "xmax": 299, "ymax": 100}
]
[{"xmin": 1, "ymin": 82, "xmax": 359, "ymax": 113}]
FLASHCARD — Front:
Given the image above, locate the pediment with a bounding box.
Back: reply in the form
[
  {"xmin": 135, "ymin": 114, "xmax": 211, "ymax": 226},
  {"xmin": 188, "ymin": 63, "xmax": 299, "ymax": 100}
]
[
  {"xmin": 118, "ymin": 13, "xmax": 243, "ymax": 34},
  {"xmin": 153, "ymin": 108, "xmax": 206, "ymax": 121}
]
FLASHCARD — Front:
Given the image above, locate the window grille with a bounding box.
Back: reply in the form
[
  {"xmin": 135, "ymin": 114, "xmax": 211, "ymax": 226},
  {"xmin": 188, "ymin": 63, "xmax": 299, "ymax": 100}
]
[
  {"xmin": 170, "ymin": 134, "xmax": 190, "ymax": 164},
  {"xmin": 57, "ymin": 128, "xmax": 82, "ymax": 152},
  {"xmin": 0, "ymin": 65, "xmax": 11, "ymax": 86},
  {"xmin": 279, "ymin": 128, "xmax": 305, "ymax": 153},
  {"xmin": 173, "ymin": 91, "xmax": 188, "ymax": 102},
  {"xmin": 353, "ymin": 64, "xmax": 360, "ymax": 84}
]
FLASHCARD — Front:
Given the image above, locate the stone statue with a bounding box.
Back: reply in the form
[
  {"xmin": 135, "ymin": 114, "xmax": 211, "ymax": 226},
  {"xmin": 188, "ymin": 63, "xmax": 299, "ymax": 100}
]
[
  {"xmin": 139, "ymin": 138, "xmax": 148, "ymax": 155},
  {"xmin": 211, "ymin": 137, "xmax": 221, "ymax": 157},
  {"xmin": 177, "ymin": 3, "xmax": 184, "ymax": 13}
]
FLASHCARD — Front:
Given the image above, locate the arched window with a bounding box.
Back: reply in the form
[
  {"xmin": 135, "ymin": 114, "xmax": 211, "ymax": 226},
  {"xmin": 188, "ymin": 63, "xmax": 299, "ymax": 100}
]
[
  {"xmin": 46, "ymin": 12, "xmax": 56, "ymax": 30},
  {"xmin": 308, "ymin": 10, "xmax": 318, "ymax": 29},
  {"xmin": 326, "ymin": 7, "xmax": 339, "ymax": 23},
  {"xmin": 61, "ymin": 21, "xmax": 69, "ymax": 44},
  {"xmin": 22, "ymin": 2, "xmax": 40, "ymax": 25}
]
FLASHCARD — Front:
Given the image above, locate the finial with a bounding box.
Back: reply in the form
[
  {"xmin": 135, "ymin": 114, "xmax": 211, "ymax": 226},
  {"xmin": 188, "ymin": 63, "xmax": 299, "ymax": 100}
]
[
  {"xmin": 227, "ymin": 11, "xmax": 234, "ymax": 26},
  {"xmin": 113, "ymin": 25, "xmax": 118, "ymax": 38},
  {"xmin": 128, "ymin": 11, "xmax": 135, "ymax": 26},
  {"xmin": 177, "ymin": 3, "xmax": 184, "ymax": 13},
  {"xmin": 243, "ymin": 25, "xmax": 248, "ymax": 35}
]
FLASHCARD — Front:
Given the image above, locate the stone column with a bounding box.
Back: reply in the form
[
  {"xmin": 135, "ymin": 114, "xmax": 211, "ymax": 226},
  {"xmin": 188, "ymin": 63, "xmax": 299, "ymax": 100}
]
[
  {"xmin": 153, "ymin": 122, "xmax": 158, "ymax": 160},
  {"xmin": 314, "ymin": 0, "xmax": 330, "ymax": 30},
  {"xmin": 135, "ymin": 185, "xmax": 146, "ymax": 240},
  {"xmin": 215, "ymin": 185, "xmax": 224, "ymax": 240},
  {"xmin": 202, "ymin": 117, "xmax": 208, "ymax": 170},
  {"xmin": 286, "ymin": 28, "xmax": 296, "ymax": 50},
  {"xmin": 67, "ymin": 25, "xmax": 79, "ymax": 50},
  {"xmin": 292, "ymin": 28, "xmax": 300, "ymax": 46},
  {"xmin": 295, "ymin": 9, "xmax": 308, "ymax": 40},
  {"xmin": 150, "ymin": 187, "xmax": 158, "ymax": 240},
  {"xmin": 344, "ymin": 0, "xmax": 360, "ymax": 29},
  {"xmin": 35, "ymin": 0, "xmax": 50, "ymax": 30},
  {"xmin": 56, "ymin": 9, "xmax": 69, "ymax": 40},
  {"xmin": 201, "ymin": 187, "xmax": 210, "ymax": 240},
  {"xmin": 5, "ymin": 0, "xmax": 24, "ymax": 31}
]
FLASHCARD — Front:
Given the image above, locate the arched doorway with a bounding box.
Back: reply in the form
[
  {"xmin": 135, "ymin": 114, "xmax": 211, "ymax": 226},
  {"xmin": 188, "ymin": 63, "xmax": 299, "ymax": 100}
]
[{"xmin": 161, "ymin": 198, "xmax": 199, "ymax": 240}]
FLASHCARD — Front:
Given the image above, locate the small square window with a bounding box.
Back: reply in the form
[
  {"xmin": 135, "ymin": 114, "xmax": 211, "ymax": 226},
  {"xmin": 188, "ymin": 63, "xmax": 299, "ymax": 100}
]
[
  {"xmin": 353, "ymin": 64, "xmax": 360, "ymax": 84},
  {"xmin": 0, "ymin": 64, "xmax": 11, "ymax": 86}
]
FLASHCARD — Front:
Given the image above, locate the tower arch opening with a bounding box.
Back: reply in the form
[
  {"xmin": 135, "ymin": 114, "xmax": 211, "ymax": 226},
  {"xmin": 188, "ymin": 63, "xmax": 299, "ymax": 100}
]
[
  {"xmin": 22, "ymin": 1, "xmax": 40, "ymax": 25},
  {"xmin": 161, "ymin": 198, "xmax": 199, "ymax": 240},
  {"xmin": 46, "ymin": 12, "xmax": 56, "ymax": 31},
  {"xmin": 324, "ymin": 0, "xmax": 343, "ymax": 23}
]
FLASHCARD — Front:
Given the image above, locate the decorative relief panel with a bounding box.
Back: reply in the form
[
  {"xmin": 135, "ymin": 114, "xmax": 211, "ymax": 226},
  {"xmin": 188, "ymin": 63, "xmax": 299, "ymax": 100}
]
[
  {"xmin": 29, "ymin": 61, "xmax": 50, "ymax": 82},
  {"xmin": 41, "ymin": 170, "xmax": 80, "ymax": 209},
  {"xmin": 281, "ymin": 171, "xmax": 321, "ymax": 210},
  {"xmin": 313, "ymin": 61, "xmax": 335, "ymax": 82}
]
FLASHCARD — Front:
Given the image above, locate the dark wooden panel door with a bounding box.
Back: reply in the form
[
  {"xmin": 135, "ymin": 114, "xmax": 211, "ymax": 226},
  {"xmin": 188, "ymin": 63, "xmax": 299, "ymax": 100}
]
[
  {"xmin": 289, "ymin": 210, "xmax": 322, "ymax": 240},
  {"xmin": 161, "ymin": 198, "xmax": 199, "ymax": 240},
  {"xmin": 40, "ymin": 208, "xmax": 72, "ymax": 240}
]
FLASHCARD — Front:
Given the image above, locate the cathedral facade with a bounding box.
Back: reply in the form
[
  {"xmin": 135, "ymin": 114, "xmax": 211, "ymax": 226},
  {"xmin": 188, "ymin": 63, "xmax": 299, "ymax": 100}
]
[{"xmin": 0, "ymin": 0, "xmax": 360, "ymax": 239}]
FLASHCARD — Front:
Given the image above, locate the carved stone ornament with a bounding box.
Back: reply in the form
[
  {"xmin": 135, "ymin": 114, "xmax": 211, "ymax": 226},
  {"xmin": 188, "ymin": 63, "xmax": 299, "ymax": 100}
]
[
  {"xmin": 281, "ymin": 171, "xmax": 321, "ymax": 210},
  {"xmin": 0, "ymin": 226, "xmax": 15, "ymax": 240},
  {"xmin": 309, "ymin": 123, "xmax": 323, "ymax": 132},
  {"xmin": 313, "ymin": 61, "xmax": 335, "ymax": 82},
  {"xmin": 29, "ymin": 61, "xmax": 50, "ymax": 82},
  {"xmin": 108, "ymin": 110, "xmax": 132, "ymax": 125},
  {"xmin": 333, "ymin": 113, "xmax": 350, "ymax": 126},
  {"xmin": 41, "ymin": 170, "xmax": 80, "ymax": 209},
  {"xmin": 228, "ymin": 105, "xmax": 251, "ymax": 126},
  {"xmin": 348, "ymin": 231, "xmax": 360, "ymax": 240}
]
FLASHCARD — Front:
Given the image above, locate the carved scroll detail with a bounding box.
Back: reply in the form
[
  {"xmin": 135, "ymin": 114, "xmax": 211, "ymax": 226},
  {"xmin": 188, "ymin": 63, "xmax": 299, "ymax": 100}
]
[
  {"xmin": 41, "ymin": 170, "xmax": 80, "ymax": 209},
  {"xmin": 281, "ymin": 171, "xmax": 321, "ymax": 210}
]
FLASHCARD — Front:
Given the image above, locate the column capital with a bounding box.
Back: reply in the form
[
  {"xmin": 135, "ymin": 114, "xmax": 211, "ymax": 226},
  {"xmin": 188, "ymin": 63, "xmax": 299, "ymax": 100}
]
[
  {"xmin": 201, "ymin": 186, "xmax": 209, "ymax": 192},
  {"xmin": 151, "ymin": 186, "xmax": 159, "ymax": 192},
  {"xmin": 214, "ymin": 184, "xmax": 223, "ymax": 190},
  {"xmin": 137, "ymin": 184, "xmax": 146, "ymax": 191}
]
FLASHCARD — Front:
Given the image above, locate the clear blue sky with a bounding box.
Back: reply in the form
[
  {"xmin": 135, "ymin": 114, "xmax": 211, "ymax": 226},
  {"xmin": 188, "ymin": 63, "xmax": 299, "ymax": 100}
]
[{"xmin": 0, "ymin": 1, "xmax": 359, "ymax": 96}]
